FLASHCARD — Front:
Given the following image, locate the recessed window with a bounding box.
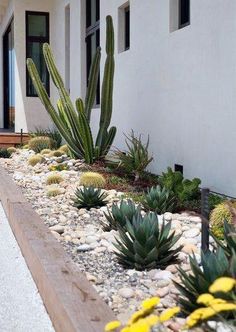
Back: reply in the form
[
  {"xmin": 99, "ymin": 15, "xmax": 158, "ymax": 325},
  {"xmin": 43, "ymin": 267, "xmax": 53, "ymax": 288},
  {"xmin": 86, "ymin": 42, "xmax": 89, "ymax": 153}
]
[
  {"xmin": 179, "ymin": 0, "xmax": 190, "ymax": 29},
  {"xmin": 118, "ymin": 2, "xmax": 130, "ymax": 53},
  {"xmin": 175, "ymin": 164, "xmax": 183, "ymax": 174},
  {"xmin": 26, "ymin": 11, "xmax": 50, "ymax": 97},
  {"xmin": 169, "ymin": 0, "xmax": 190, "ymax": 32},
  {"xmin": 86, "ymin": 0, "xmax": 100, "ymax": 105}
]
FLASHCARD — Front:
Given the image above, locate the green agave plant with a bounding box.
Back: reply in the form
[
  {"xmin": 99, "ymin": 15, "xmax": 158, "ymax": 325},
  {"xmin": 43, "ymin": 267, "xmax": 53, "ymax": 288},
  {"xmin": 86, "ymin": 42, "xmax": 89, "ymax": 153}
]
[
  {"xmin": 103, "ymin": 199, "xmax": 141, "ymax": 231},
  {"xmin": 27, "ymin": 16, "xmax": 116, "ymax": 164},
  {"xmin": 114, "ymin": 212, "xmax": 183, "ymax": 270},
  {"xmin": 142, "ymin": 185, "xmax": 177, "ymax": 214},
  {"xmin": 174, "ymin": 248, "xmax": 236, "ymax": 315},
  {"xmin": 73, "ymin": 187, "xmax": 108, "ymax": 210},
  {"xmin": 115, "ymin": 131, "xmax": 153, "ymax": 181}
]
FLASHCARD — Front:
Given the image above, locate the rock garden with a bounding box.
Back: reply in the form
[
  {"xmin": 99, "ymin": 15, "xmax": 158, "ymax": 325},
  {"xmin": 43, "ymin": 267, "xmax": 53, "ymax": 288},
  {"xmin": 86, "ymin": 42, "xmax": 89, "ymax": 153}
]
[{"xmin": 0, "ymin": 14, "xmax": 235, "ymax": 332}]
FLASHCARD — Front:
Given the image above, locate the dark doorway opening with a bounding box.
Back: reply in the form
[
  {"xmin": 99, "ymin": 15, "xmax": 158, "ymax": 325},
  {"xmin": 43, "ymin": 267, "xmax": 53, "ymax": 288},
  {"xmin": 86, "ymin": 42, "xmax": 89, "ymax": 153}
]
[{"xmin": 3, "ymin": 18, "xmax": 15, "ymax": 131}]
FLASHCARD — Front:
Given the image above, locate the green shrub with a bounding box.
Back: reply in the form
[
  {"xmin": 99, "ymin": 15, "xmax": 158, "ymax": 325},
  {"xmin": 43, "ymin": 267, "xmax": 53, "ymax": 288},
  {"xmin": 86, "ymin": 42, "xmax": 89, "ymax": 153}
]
[
  {"xmin": 79, "ymin": 172, "xmax": 106, "ymax": 188},
  {"xmin": 115, "ymin": 131, "xmax": 153, "ymax": 181},
  {"xmin": 142, "ymin": 185, "xmax": 177, "ymax": 214},
  {"xmin": 28, "ymin": 154, "xmax": 43, "ymax": 166},
  {"xmin": 174, "ymin": 248, "xmax": 236, "ymax": 315},
  {"xmin": 47, "ymin": 186, "xmax": 62, "ymax": 197},
  {"xmin": 103, "ymin": 199, "xmax": 140, "ymax": 231},
  {"xmin": 209, "ymin": 193, "xmax": 226, "ymax": 211},
  {"xmin": 122, "ymin": 192, "xmax": 145, "ymax": 205},
  {"xmin": 73, "ymin": 187, "xmax": 108, "ymax": 210},
  {"xmin": 28, "ymin": 136, "xmax": 54, "ymax": 153},
  {"xmin": 108, "ymin": 175, "xmax": 128, "ymax": 186},
  {"xmin": 46, "ymin": 173, "xmax": 63, "ymax": 185},
  {"xmin": 159, "ymin": 167, "xmax": 201, "ymax": 203},
  {"xmin": 7, "ymin": 147, "xmax": 17, "ymax": 155},
  {"xmin": 30, "ymin": 127, "xmax": 62, "ymax": 149},
  {"xmin": 0, "ymin": 148, "xmax": 11, "ymax": 158},
  {"xmin": 114, "ymin": 212, "xmax": 183, "ymax": 270}
]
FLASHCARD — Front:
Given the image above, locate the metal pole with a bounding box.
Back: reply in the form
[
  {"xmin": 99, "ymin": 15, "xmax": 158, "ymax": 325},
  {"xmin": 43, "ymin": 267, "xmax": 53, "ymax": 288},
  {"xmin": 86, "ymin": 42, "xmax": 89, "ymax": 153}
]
[
  {"xmin": 201, "ymin": 188, "xmax": 210, "ymax": 253},
  {"xmin": 20, "ymin": 129, "xmax": 23, "ymax": 146}
]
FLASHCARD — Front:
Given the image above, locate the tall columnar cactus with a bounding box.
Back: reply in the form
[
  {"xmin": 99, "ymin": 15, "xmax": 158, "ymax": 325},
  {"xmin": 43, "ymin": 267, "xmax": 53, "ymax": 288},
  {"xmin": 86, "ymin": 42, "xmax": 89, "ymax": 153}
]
[{"xmin": 26, "ymin": 16, "xmax": 116, "ymax": 164}]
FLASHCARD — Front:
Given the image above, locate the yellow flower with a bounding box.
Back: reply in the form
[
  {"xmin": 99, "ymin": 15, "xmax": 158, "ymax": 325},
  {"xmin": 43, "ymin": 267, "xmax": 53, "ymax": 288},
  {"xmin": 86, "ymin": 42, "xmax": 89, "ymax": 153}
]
[
  {"xmin": 121, "ymin": 328, "xmax": 130, "ymax": 332},
  {"xmin": 209, "ymin": 277, "xmax": 236, "ymax": 293},
  {"xmin": 197, "ymin": 293, "xmax": 215, "ymax": 306},
  {"xmin": 210, "ymin": 298, "xmax": 227, "ymax": 305},
  {"xmin": 186, "ymin": 308, "xmax": 208, "ymax": 328},
  {"xmin": 128, "ymin": 309, "xmax": 149, "ymax": 325},
  {"xmin": 105, "ymin": 320, "xmax": 121, "ymax": 331},
  {"xmin": 210, "ymin": 303, "xmax": 236, "ymax": 314},
  {"xmin": 128, "ymin": 319, "xmax": 150, "ymax": 332},
  {"xmin": 186, "ymin": 302, "xmax": 236, "ymax": 328},
  {"xmin": 141, "ymin": 297, "xmax": 160, "ymax": 310},
  {"xmin": 159, "ymin": 307, "xmax": 180, "ymax": 322},
  {"xmin": 145, "ymin": 314, "xmax": 159, "ymax": 326}
]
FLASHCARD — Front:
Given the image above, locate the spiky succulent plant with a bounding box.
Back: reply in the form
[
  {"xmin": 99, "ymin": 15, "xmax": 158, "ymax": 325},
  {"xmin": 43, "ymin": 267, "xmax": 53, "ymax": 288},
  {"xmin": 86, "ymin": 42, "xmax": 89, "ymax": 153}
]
[
  {"xmin": 210, "ymin": 202, "xmax": 234, "ymax": 239},
  {"xmin": 103, "ymin": 199, "xmax": 141, "ymax": 231},
  {"xmin": 173, "ymin": 248, "xmax": 236, "ymax": 315},
  {"xmin": 46, "ymin": 173, "xmax": 63, "ymax": 185},
  {"xmin": 142, "ymin": 185, "xmax": 177, "ymax": 214},
  {"xmin": 79, "ymin": 172, "xmax": 106, "ymax": 188},
  {"xmin": 47, "ymin": 186, "xmax": 62, "ymax": 197},
  {"xmin": 0, "ymin": 148, "xmax": 11, "ymax": 158},
  {"xmin": 7, "ymin": 147, "xmax": 17, "ymax": 155},
  {"xmin": 73, "ymin": 186, "xmax": 108, "ymax": 210},
  {"xmin": 114, "ymin": 212, "xmax": 183, "ymax": 270},
  {"xmin": 28, "ymin": 136, "xmax": 54, "ymax": 153},
  {"xmin": 28, "ymin": 154, "xmax": 43, "ymax": 166}
]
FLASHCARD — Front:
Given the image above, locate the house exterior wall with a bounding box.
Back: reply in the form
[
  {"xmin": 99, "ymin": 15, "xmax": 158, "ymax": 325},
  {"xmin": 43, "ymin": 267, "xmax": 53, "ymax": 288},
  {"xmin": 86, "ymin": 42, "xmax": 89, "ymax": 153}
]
[
  {"xmin": 99, "ymin": 0, "xmax": 236, "ymax": 197},
  {"xmin": 0, "ymin": 0, "xmax": 236, "ymax": 196}
]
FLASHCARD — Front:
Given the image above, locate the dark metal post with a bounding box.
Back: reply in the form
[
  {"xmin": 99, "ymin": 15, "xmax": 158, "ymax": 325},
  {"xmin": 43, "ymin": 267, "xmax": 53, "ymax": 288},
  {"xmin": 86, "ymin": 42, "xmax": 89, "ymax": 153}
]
[
  {"xmin": 20, "ymin": 129, "xmax": 23, "ymax": 146},
  {"xmin": 201, "ymin": 188, "xmax": 210, "ymax": 252}
]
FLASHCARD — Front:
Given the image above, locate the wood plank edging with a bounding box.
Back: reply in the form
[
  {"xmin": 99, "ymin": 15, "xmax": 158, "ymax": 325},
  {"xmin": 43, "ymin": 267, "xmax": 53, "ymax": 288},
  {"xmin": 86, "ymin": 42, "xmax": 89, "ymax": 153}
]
[{"xmin": 0, "ymin": 167, "xmax": 116, "ymax": 332}]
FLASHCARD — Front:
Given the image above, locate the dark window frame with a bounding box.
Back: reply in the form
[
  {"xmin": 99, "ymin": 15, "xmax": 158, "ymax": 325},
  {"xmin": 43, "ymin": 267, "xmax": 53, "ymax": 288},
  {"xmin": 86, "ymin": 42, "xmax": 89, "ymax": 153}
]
[
  {"xmin": 124, "ymin": 5, "xmax": 130, "ymax": 51},
  {"xmin": 179, "ymin": 0, "xmax": 190, "ymax": 29},
  {"xmin": 85, "ymin": 0, "xmax": 100, "ymax": 106},
  {"xmin": 26, "ymin": 11, "xmax": 50, "ymax": 97}
]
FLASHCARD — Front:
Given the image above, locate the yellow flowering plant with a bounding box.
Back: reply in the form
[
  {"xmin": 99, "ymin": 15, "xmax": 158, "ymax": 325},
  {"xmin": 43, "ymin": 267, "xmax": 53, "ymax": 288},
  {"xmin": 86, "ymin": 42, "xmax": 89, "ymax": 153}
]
[
  {"xmin": 104, "ymin": 297, "xmax": 180, "ymax": 332},
  {"xmin": 186, "ymin": 277, "xmax": 236, "ymax": 330}
]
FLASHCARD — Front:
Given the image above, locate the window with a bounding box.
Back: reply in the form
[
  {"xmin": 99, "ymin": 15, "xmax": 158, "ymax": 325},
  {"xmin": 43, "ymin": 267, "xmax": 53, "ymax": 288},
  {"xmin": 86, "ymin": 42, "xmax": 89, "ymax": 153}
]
[
  {"xmin": 169, "ymin": 0, "xmax": 190, "ymax": 32},
  {"xmin": 86, "ymin": 0, "xmax": 100, "ymax": 105},
  {"xmin": 118, "ymin": 3, "xmax": 130, "ymax": 52},
  {"xmin": 26, "ymin": 11, "xmax": 49, "ymax": 97},
  {"xmin": 179, "ymin": 0, "xmax": 190, "ymax": 29}
]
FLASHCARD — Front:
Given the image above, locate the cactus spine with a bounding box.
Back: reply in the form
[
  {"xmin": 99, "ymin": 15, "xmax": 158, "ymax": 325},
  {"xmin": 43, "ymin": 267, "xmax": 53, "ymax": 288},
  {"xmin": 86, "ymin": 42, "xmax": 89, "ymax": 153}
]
[{"xmin": 26, "ymin": 15, "xmax": 116, "ymax": 164}]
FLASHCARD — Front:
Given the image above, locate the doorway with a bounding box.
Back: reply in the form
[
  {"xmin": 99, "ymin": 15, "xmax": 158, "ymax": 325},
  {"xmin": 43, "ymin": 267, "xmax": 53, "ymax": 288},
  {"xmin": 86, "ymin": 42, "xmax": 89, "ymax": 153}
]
[{"xmin": 3, "ymin": 18, "xmax": 15, "ymax": 130}]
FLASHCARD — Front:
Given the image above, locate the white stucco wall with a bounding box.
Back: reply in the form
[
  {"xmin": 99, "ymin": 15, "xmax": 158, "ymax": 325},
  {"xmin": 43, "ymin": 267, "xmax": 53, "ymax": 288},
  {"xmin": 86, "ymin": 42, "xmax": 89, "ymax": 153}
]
[
  {"xmin": 99, "ymin": 0, "xmax": 236, "ymax": 197},
  {"xmin": 0, "ymin": 0, "xmax": 236, "ymax": 196}
]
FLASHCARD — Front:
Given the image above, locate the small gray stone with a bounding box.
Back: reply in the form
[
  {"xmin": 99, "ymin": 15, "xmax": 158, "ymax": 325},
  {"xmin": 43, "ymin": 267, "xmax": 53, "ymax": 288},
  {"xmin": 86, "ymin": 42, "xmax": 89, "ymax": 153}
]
[
  {"xmin": 49, "ymin": 225, "xmax": 64, "ymax": 234},
  {"xmin": 77, "ymin": 244, "xmax": 92, "ymax": 252},
  {"xmin": 118, "ymin": 287, "xmax": 134, "ymax": 299},
  {"xmin": 153, "ymin": 270, "xmax": 173, "ymax": 281}
]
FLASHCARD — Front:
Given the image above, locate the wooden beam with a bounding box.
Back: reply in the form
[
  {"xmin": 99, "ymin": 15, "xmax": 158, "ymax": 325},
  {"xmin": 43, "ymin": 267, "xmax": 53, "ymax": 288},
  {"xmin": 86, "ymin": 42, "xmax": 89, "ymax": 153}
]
[{"xmin": 0, "ymin": 167, "xmax": 116, "ymax": 332}]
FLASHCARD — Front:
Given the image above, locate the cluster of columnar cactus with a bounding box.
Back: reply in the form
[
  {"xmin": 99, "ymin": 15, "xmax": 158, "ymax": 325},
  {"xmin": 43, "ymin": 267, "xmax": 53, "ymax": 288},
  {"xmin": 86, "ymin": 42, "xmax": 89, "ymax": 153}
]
[{"xmin": 27, "ymin": 16, "xmax": 116, "ymax": 164}]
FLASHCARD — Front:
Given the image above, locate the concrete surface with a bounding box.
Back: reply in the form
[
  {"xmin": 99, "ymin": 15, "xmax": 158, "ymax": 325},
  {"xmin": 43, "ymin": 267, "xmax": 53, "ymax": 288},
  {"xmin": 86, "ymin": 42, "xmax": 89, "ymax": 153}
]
[{"xmin": 0, "ymin": 202, "xmax": 55, "ymax": 332}]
